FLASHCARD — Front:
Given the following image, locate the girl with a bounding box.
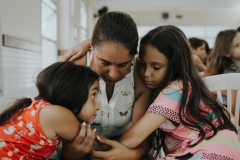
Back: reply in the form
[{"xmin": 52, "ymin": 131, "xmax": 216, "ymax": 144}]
[
  {"xmin": 188, "ymin": 37, "xmax": 207, "ymax": 72},
  {"xmin": 0, "ymin": 62, "xmax": 100, "ymax": 159},
  {"xmin": 206, "ymin": 29, "xmax": 240, "ymax": 131},
  {"xmin": 116, "ymin": 25, "xmax": 240, "ymax": 159},
  {"xmin": 206, "ymin": 29, "xmax": 240, "ymax": 76}
]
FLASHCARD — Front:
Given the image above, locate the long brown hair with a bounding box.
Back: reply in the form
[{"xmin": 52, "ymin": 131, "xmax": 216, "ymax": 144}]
[
  {"xmin": 0, "ymin": 62, "xmax": 99, "ymax": 125},
  {"xmin": 207, "ymin": 29, "xmax": 238, "ymax": 75},
  {"xmin": 139, "ymin": 25, "xmax": 237, "ymax": 158}
]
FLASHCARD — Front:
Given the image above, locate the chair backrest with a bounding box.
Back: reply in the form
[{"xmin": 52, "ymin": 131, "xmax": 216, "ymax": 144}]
[{"xmin": 203, "ymin": 73, "xmax": 240, "ymax": 129}]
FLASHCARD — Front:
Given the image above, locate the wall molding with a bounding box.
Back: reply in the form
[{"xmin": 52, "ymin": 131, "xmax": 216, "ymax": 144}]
[{"xmin": 2, "ymin": 34, "xmax": 41, "ymax": 53}]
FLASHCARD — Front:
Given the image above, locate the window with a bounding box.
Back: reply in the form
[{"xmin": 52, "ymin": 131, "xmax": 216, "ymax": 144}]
[
  {"xmin": 41, "ymin": 0, "xmax": 57, "ymax": 68},
  {"xmin": 138, "ymin": 25, "xmax": 231, "ymax": 48},
  {"xmin": 71, "ymin": 0, "xmax": 87, "ymax": 46},
  {"xmin": 0, "ymin": 0, "xmax": 3, "ymax": 96},
  {"xmin": 179, "ymin": 26, "xmax": 231, "ymax": 48}
]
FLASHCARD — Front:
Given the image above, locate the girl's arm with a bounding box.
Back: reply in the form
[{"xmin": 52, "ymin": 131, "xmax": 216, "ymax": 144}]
[
  {"xmin": 39, "ymin": 104, "xmax": 96, "ymax": 159},
  {"xmin": 39, "ymin": 104, "xmax": 95, "ymax": 141},
  {"xmin": 131, "ymin": 58, "xmax": 152, "ymax": 125},
  {"xmin": 192, "ymin": 54, "xmax": 207, "ymax": 72},
  {"xmin": 120, "ymin": 112, "xmax": 166, "ymax": 149}
]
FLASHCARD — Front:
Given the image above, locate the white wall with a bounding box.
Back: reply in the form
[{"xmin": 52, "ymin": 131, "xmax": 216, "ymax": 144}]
[
  {"xmin": 127, "ymin": 10, "xmax": 240, "ymax": 29},
  {"xmin": 2, "ymin": 0, "xmax": 41, "ymax": 44},
  {"xmin": 57, "ymin": 0, "xmax": 95, "ymax": 51},
  {"xmin": 57, "ymin": 0, "xmax": 71, "ymax": 50},
  {"xmin": 0, "ymin": 0, "xmax": 42, "ymax": 111}
]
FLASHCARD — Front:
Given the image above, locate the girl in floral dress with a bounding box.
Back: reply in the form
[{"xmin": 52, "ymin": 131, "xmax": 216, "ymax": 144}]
[{"xmin": 0, "ymin": 62, "xmax": 100, "ymax": 159}]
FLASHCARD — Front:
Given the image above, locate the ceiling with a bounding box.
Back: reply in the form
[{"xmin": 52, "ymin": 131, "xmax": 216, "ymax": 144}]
[{"xmin": 93, "ymin": 0, "xmax": 240, "ymax": 12}]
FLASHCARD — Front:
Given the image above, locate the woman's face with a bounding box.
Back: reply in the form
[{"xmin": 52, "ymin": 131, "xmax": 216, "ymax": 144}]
[
  {"xmin": 139, "ymin": 44, "xmax": 168, "ymax": 89},
  {"xmin": 92, "ymin": 42, "xmax": 134, "ymax": 85},
  {"xmin": 78, "ymin": 80, "xmax": 100, "ymax": 124}
]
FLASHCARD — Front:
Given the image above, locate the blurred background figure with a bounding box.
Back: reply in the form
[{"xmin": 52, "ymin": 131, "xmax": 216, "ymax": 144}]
[
  {"xmin": 188, "ymin": 37, "xmax": 207, "ymax": 72},
  {"xmin": 237, "ymin": 26, "xmax": 240, "ymax": 32},
  {"xmin": 205, "ymin": 29, "xmax": 240, "ymax": 134}
]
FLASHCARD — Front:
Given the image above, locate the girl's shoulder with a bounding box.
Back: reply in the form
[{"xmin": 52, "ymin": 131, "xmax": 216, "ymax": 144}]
[
  {"xmin": 39, "ymin": 104, "xmax": 80, "ymax": 141},
  {"xmin": 156, "ymin": 80, "xmax": 183, "ymax": 99}
]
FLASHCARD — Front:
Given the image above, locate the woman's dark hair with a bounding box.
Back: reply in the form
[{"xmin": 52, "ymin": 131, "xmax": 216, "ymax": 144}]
[
  {"xmin": 0, "ymin": 62, "xmax": 99, "ymax": 125},
  {"xmin": 92, "ymin": 11, "xmax": 138, "ymax": 55},
  {"xmin": 139, "ymin": 25, "xmax": 236, "ymax": 158},
  {"xmin": 207, "ymin": 29, "xmax": 238, "ymax": 75},
  {"xmin": 188, "ymin": 37, "xmax": 204, "ymax": 50}
]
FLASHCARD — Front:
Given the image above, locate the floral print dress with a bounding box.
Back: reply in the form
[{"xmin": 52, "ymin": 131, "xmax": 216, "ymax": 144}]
[{"xmin": 0, "ymin": 99, "xmax": 61, "ymax": 159}]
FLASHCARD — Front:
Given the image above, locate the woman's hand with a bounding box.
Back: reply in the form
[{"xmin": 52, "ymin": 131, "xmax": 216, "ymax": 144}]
[
  {"xmin": 91, "ymin": 138, "xmax": 137, "ymax": 160},
  {"xmin": 61, "ymin": 39, "xmax": 91, "ymax": 62},
  {"xmin": 92, "ymin": 133, "xmax": 111, "ymax": 151},
  {"xmin": 59, "ymin": 123, "xmax": 96, "ymax": 159}
]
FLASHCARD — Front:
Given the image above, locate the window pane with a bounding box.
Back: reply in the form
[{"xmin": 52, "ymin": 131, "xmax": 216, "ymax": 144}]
[
  {"xmin": 41, "ymin": 1, "xmax": 57, "ymax": 41},
  {"xmin": 179, "ymin": 26, "xmax": 205, "ymax": 38},
  {"xmin": 138, "ymin": 26, "xmax": 156, "ymax": 39},
  {"xmin": 206, "ymin": 26, "xmax": 231, "ymax": 37},
  {"xmin": 80, "ymin": 1, "xmax": 87, "ymax": 29}
]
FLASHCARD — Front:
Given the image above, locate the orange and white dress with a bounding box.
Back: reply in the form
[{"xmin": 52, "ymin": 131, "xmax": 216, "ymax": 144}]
[{"xmin": 0, "ymin": 99, "xmax": 61, "ymax": 159}]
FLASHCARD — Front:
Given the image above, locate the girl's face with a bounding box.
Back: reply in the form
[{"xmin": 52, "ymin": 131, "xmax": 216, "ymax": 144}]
[
  {"xmin": 192, "ymin": 43, "xmax": 207, "ymax": 62},
  {"xmin": 139, "ymin": 44, "xmax": 168, "ymax": 89},
  {"xmin": 228, "ymin": 32, "xmax": 240, "ymax": 63},
  {"xmin": 78, "ymin": 80, "xmax": 100, "ymax": 124},
  {"xmin": 91, "ymin": 42, "xmax": 134, "ymax": 86}
]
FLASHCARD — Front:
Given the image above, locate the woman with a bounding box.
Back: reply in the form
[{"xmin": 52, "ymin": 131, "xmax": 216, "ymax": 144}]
[{"xmin": 55, "ymin": 11, "xmax": 152, "ymax": 160}]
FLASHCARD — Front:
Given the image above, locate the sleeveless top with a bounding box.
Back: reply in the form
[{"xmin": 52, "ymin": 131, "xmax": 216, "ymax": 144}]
[
  {"xmin": 0, "ymin": 98, "xmax": 61, "ymax": 159},
  {"xmin": 87, "ymin": 52, "xmax": 135, "ymax": 138}
]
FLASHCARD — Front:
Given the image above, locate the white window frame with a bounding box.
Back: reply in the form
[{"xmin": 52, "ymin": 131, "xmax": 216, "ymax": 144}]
[{"xmin": 0, "ymin": 0, "xmax": 3, "ymax": 96}]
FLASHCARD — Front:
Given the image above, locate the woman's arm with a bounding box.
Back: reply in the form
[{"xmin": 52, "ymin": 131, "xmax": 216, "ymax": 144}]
[
  {"xmin": 131, "ymin": 58, "xmax": 152, "ymax": 125},
  {"xmin": 91, "ymin": 138, "xmax": 138, "ymax": 160},
  {"xmin": 61, "ymin": 39, "xmax": 91, "ymax": 64},
  {"xmin": 116, "ymin": 58, "xmax": 153, "ymax": 158}
]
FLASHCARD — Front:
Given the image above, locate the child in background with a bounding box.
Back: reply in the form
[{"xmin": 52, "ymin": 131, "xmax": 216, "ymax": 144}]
[
  {"xmin": 206, "ymin": 29, "xmax": 240, "ymax": 135},
  {"xmin": 206, "ymin": 29, "xmax": 240, "ymax": 76},
  {"xmin": 0, "ymin": 62, "xmax": 100, "ymax": 159},
  {"xmin": 113, "ymin": 25, "xmax": 239, "ymax": 159},
  {"xmin": 203, "ymin": 40, "xmax": 210, "ymax": 56},
  {"xmin": 188, "ymin": 37, "xmax": 207, "ymax": 72}
]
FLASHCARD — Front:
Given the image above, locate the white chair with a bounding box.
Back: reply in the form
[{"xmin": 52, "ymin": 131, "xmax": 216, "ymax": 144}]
[{"xmin": 203, "ymin": 73, "xmax": 240, "ymax": 129}]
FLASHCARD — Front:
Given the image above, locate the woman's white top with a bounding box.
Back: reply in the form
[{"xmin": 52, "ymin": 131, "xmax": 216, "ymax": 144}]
[{"xmin": 87, "ymin": 52, "xmax": 135, "ymax": 138}]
